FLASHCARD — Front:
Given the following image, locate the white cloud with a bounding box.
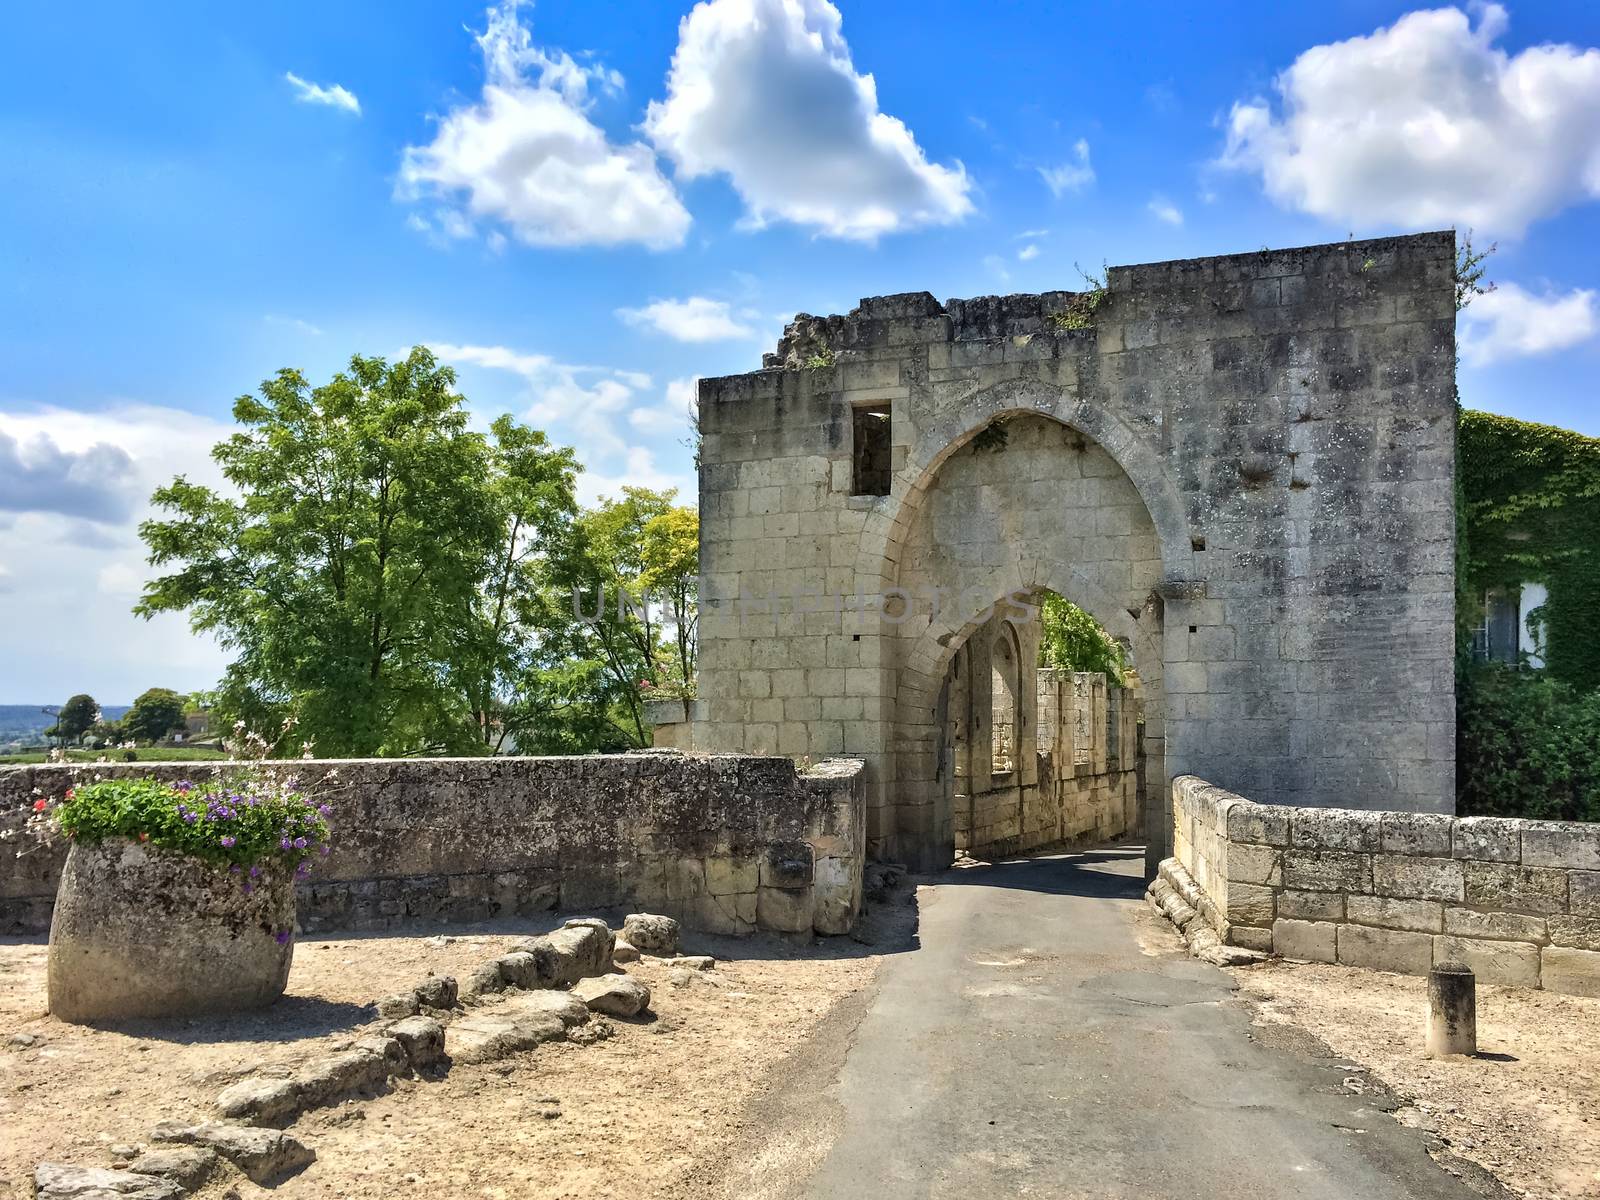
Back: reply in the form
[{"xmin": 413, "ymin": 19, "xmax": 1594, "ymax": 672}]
[
  {"xmin": 643, "ymin": 0, "xmax": 973, "ymax": 241},
  {"xmin": 1459, "ymin": 281, "xmax": 1599, "ymax": 365},
  {"xmin": 629, "ymin": 376, "xmax": 699, "ymax": 437},
  {"xmin": 1039, "ymin": 140, "xmax": 1095, "ymax": 197},
  {"xmin": 983, "ymin": 254, "xmax": 1011, "ymax": 284},
  {"xmin": 617, "ymin": 296, "xmax": 755, "ymax": 342},
  {"xmin": 1219, "ymin": 5, "xmax": 1600, "ymax": 237},
  {"xmin": 285, "ymin": 71, "xmax": 361, "ymax": 115},
  {"xmin": 0, "ymin": 404, "xmax": 237, "ymax": 701},
  {"xmin": 0, "ymin": 563, "xmax": 12, "ymax": 594},
  {"xmin": 1017, "ymin": 243, "xmax": 1040, "ymax": 262},
  {"xmin": 426, "ymin": 342, "xmax": 692, "ymax": 505},
  {"xmin": 1147, "ymin": 195, "xmax": 1183, "ymax": 226},
  {"xmin": 398, "ymin": 1, "xmax": 690, "ymax": 250}
]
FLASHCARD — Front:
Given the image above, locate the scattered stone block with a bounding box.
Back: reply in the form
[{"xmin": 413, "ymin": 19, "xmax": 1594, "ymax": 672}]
[
  {"xmin": 445, "ymin": 1009, "xmax": 568, "ymax": 1065},
  {"xmin": 34, "ymin": 1163, "xmax": 184, "ymax": 1200},
  {"xmin": 572, "ymin": 973, "xmax": 651, "ymax": 1017},
  {"xmin": 496, "ymin": 950, "xmax": 542, "ymax": 989},
  {"xmin": 622, "ymin": 913, "xmax": 680, "ymax": 956},
  {"xmin": 150, "ymin": 1121, "xmax": 315, "ymax": 1184},
  {"xmin": 386, "ymin": 1016, "xmax": 446, "ymax": 1068},
  {"xmin": 127, "ymin": 1147, "xmax": 217, "ymax": 1190},
  {"xmin": 214, "ymin": 1074, "xmax": 303, "ymax": 1123},
  {"xmin": 462, "ymin": 962, "xmax": 506, "ymax": 999},
  {"xmin": 612, "ymin": 938, "xmax": 640, "ymax": 963},
  {"xmin": 673, "ymin": 955, "xmax": 716, "ymax": 971},
  {"xmin": 412, "ymin": 975, "xmax": 458, "ymax": 1010},
  {"xmin": 376, "ymin": 992, "xmax": 419, "ymax": 1019},
  {"xmin": 295, "ymin": 1048, "xmax": 390, "ymax": 1108}
]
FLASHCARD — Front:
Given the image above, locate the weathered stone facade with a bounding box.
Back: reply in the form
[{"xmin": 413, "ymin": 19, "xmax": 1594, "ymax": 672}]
[
  {"xmin": 0, "ymin": 753, "xmax": 865, "ymax": 939},
  {"xmin": 1171, "ymin": 775, "xmax": 1600, "ymax": 996},
  {"xmin": 695, "ymin": 232, "xmax": 1457, "ymax": 871}
]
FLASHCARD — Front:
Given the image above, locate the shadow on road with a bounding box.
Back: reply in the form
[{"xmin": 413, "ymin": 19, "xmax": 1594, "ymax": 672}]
[{"xmin": 935, "ymin": 842, "xmax": 1149, "ymax": 901}]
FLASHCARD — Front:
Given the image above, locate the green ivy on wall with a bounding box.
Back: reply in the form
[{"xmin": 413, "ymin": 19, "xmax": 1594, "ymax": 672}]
[{"xmin": 1458, "ymin": 409, "xmax": 1600, "ymax": 691}]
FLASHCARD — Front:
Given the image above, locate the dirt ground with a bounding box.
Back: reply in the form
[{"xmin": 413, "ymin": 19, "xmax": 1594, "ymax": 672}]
[
  {"xmin": 0, "ymin": 895, "xmax": 915, "ymax": 1200},
  {"xmin": 1236, "ymin": 959, "xmax": 1600, "ymax": 1200}
]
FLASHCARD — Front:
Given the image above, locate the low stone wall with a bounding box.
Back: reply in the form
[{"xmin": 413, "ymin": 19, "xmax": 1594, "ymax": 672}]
[
  {"xmin": 1171, "ymin": 775, "xmax": 1600, "ymax": 996},
  {"xmin": 0, "ymin": 751, "xmax": 866, "ymax": 939}
]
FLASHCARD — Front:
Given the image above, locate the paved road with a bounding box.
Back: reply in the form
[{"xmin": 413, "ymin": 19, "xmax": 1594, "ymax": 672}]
[{"xmin": 795, "ymin": 847, "xmax": 1493, "ymax": 1200}]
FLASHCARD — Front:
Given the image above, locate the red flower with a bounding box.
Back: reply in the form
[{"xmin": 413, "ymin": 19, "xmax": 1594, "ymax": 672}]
[
  {"xmin": 65, "ymin": 788, "xmax": 74, "ymax": 800},
  {"xmin": 138, "ymin": 832, "xmax": 149, "ymax": 842},
  {"xmin": 33, "ymin": 798, "xmax": 47, "ymax": 812}
]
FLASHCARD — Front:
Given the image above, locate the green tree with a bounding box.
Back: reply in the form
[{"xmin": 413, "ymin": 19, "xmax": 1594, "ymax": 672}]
[
  {"xmin": 1037, "ymin": 592, "xmax": 1126, "ymax": 682},
  {"xmin": 136, "ymin": 349, "xmax": 576, "ymax": 756},
  {"xmin": 52, "ymin": 694, "xmax": 100, "ymax": 745},
  {"xmin": 125, "ymin": 688, "xmax": 187, "ymax": 744},
  {"xmin": 516, "ymin": 488, "xmax": 693, "ymax": 752},
  {"xmin": 639, "ymin": 505, "xmax": 699, "ymax": 698}
]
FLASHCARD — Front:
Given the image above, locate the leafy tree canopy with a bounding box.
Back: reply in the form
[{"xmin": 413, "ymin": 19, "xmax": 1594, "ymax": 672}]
[
  {"xmin": 54, "ymin": 694, "xmax": 100, "ymax": 744},
  {"xmin": 1036, "ymin": 591, "xmax": 1126, "ymax": 683},
  {"xmin": 125, "ymin": 687, "xmax": 187, "ymax": 744},
  {"xmin": 137, "ymin": 349, "xmax": 578, "ymax": 756}
]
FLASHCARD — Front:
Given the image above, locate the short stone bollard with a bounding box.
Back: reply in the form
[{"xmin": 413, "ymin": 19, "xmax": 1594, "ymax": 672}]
[{"xmin": 1425, "ymin": 961, "xmax": 1476, "ymax": 1057}]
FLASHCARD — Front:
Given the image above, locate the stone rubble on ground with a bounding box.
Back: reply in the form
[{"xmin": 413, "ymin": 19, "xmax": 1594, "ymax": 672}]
[
  {"xmin": 622, "ymin": 913, "xmax": 680, "ymax": 956},
  {"xmin": 571, "ymin": 973, "xmax": 651, "ymax": 1017},
  {"xmin": 124, "ymin": 1147, "xmax": 218, "ymax": 1190},
  {"xmin": 1146, "ymin": 859, "xmax": 1269, "ymax": 968},
  {"xmin": 33, "ymin": 1163, "xmax": 185, "ymax": 1200},
  {"xmin": 149, "ymin": 1121, "xmax": 315, "ymax": 1185}
]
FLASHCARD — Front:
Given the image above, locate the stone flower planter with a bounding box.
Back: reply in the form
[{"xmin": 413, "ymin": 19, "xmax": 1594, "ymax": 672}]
[{"xmin": 48, "ymin": 838, "xmax": 295, "ymax": 1023}]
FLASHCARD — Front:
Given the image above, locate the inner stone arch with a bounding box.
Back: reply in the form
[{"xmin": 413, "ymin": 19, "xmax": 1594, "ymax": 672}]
[{"xmin": 889, "ymin": 413, "xmax": 1166, "ymax": 869}]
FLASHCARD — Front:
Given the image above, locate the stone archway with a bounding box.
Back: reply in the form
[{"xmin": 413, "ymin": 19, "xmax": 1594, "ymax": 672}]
[{"xmin": 886, "ymin": 412, "xmax": 1167, "ymax": 871}]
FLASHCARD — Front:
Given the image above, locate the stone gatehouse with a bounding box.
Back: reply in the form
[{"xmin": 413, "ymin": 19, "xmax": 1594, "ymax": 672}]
[{"xmin": 693, "ymin": 232, "xmax": 1458, "ymax": 873}]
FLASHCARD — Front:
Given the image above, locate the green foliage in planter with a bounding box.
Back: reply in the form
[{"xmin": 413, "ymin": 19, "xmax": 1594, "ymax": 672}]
[
  {"xmin": 1457, "ymin": 662, "xmax": 1600, "ymax": 822},
  {"xmin": 52, "ymin": 776, "xmax": 331, "ymax": 872},
  {"xmin": 1459, "ymin": 410, "xmax": 1600, "ymax": 690}
]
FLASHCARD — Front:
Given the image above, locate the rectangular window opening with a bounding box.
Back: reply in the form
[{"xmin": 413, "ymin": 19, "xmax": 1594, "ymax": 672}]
[{"xmin": 852, "ymin": 404, "xmax": 892, "ymax": 496}]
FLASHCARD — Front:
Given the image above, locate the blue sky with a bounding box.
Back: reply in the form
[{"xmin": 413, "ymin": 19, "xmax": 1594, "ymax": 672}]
[{"xmin": 3, "ymin": 0, "xmax": 1599, "ymax": 703}]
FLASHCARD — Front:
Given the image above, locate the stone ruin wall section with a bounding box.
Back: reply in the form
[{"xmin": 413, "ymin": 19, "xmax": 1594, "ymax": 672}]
[
  {"xmin": 0, "ymin": 754, "xmax": 866, "ymax": 939},
  {"xmin": 695, "ymin": 232, "xmax": 1457, "ymax": 868}
]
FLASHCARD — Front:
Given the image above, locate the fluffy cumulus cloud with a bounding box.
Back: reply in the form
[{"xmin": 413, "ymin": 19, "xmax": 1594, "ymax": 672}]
[
  {"xmin": 629, "ymin": 376, "xmax": 700, "ymax": 437},
  {"xmin": 617, "ymin": 296, "xmax": 755, "ymax": 342},
  {"xmin": 1220, "ymin": 5, "xmax": 1600, "ymax": 236},
  {"xmin": 0, "ymin": 428, "xmax": 139, "ymax": 523},
  {"xmin": 0, "ymin": 405, "xmax": 237, "ymax": 701},
  {"xmin": 644, "ymin": 0, "xmax": 973, "ymax": 240},
  {"xmin": 399, "ymin": 1, "xmax": 690, "ymax": 250},
  {"xmin": 1039, "ymin": 140, "xmax": 1094, "ymax": 197},
  {"xmin": 427, "ymin": 344, "xmax": 693, "ymax": 505},
  {"xmin": 1458, "ymin": 282, "xmax": 1599, "ymax": 365},
  {"xmin": 284, "ymin": 72, "xmax": 361, "ymax": 115}
]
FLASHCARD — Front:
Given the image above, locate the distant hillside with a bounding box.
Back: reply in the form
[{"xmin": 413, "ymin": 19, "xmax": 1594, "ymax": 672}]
[{"xmin": 0, "ymin": 704, "xmax": 131, "ymax": 745}]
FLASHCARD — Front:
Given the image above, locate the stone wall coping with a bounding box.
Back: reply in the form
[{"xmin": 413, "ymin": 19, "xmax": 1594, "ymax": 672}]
[{"xmin": 1172, "ymin": 774, "xmax": 1597, "ymax": 860}]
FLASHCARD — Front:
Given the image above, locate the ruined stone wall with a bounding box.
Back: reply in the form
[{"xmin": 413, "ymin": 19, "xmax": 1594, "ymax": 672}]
[
  {"xmin": 695, "ymin": 232, "xmax": 1458, "ymax": 871},
  {"xmin": 1171, "ymin": 776, "xmax": 1600, "ymax": 996},
  {"xmin": 959, "ymin": 667, "xmax": 1139, "ymax": 860},
  {"xmin": 0, "ymin": 753, "xmax": 866, "ymax": 939}
]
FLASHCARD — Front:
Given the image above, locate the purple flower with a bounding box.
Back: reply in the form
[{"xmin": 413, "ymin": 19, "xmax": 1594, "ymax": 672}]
[
  {"xmin": 249, "ymin": 865, "xmax": 261, "ymax": 877},
  {"xmin": 279, "ymin": 837, "xmax": 292, "ymax": 850},
  {"xmin": 296, "ymin": 862, "xmax": 311, "ymax": 876},
  {"xmin": 220, "ymin": 835, "xmax": 236, "ymax": 848},
  {"xmin": 317, "ymin": 804, "xmax": 332, "ymax": 816},
  {"xmin": 274, "ymin": 930, "xmax": 290, "ymax": 945},
  {"xmin": 292, "ymin": 836, "xmax": 307, "ymax": 849}
]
